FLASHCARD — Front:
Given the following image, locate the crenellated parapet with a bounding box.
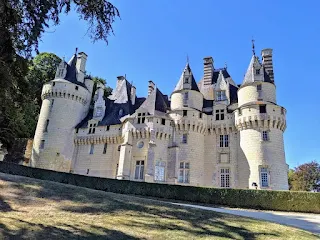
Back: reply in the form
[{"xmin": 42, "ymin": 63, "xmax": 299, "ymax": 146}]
[
  {"xmin": 74, "ymin": 135, "xmax": 123, "ymax": 145},
  {"xmin": 41, "ymin": 80, "xmax": 89, "ymax": 105},
  {"xmin": 235, "ymin": 113, "xmax": 286, "ymax": 131}
]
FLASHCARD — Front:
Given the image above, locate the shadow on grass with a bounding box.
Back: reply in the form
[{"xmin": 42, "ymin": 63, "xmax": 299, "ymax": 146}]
[
  {"xmin": 0, "ymin": 174, "xmax": 281, "ymax": 239},
  {"xmin": 0, "ymin": 218, "xmax": 141, "ymax": 240}
]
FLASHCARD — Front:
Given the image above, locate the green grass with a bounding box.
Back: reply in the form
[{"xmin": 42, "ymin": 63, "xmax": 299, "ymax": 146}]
[{"xmin": 0, "ymin": 173, "xmax": 318, "ymax": 240}]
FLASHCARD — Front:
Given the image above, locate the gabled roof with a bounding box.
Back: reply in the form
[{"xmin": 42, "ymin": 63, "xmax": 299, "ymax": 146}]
[
  {"xmin": 137, "ymin": 87, "xmax": 169, "ymax": 115},
  {"xmin": 173, "ymin": 63, "xmax": 200, "ymax": 92}
]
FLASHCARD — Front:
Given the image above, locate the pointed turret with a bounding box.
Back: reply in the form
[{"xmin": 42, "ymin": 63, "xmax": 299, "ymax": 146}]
[
  {"xmin": 241, "ymin": 55, "xmax": 264, "ymax": 86},
  {"xmin": 173, "ymin": 63, "xmax": 199, "ymax": 92}
]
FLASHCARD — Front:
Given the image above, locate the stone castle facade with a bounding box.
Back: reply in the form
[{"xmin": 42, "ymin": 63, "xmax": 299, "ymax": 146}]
[{"xmin": 31, "ymin": 48, "xmax": 289, "ymax": 190}]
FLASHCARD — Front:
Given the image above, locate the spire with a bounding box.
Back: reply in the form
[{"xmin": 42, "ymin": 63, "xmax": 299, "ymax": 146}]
[
  {"xmin": 242, "ymin": 55, "xmax": 263, "ymax": 86},
  {"xmin": 252, "ymin": 38, "xmax": 255, "ymax": 56},
  {"xmin": 173, "ymin": 62, "xmax": 199, "ymax": 92}
]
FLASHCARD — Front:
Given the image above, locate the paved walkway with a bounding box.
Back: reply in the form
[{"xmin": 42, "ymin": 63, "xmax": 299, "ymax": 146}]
[{"xmin": 170, "ymin": 202, "xmax": 320, "ymax": 234}]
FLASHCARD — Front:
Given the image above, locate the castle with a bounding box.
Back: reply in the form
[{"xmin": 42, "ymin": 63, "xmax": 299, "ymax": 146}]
[{"xmin": 31, "ymin": 47, "xmax": 289, "ymax": 190}]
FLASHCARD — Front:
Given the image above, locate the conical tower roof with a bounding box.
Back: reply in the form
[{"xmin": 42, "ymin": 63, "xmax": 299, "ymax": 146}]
[{"xmin": 173, "ymin": 63, "xmax": 199, "ymax": 92}]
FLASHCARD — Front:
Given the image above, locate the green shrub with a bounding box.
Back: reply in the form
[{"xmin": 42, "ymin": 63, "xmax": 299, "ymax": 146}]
[{"xmin": 0, "ymin": 162, "xmax": 319, "ymax": 213}]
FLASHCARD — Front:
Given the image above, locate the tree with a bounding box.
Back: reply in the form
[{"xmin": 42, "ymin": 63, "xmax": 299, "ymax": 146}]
[
  {"xmin": 92, "ymin": 76, "xmax": 113, "ymax": 98},
  {"xmin": 288, "ymin": 169, "xmax": 295, "ymax": 190},
  {"xmin": 290, "ymin": 161, "xmax": 320, "ymax": 191},
  {"xmin": 27, "ymin": 53, "xmax": 61, "ymax": 106},
  {"xmin": 0, "ymin": 0, "xmax": 119, "ymax": 148}
]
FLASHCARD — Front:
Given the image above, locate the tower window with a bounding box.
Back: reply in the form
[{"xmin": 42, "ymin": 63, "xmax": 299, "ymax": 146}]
[
  {"xmin": 50, "ymin": 99, "xmax": 54, "ymax": 112},
  {"xmin": 182, "ymin": 133, "xmax": 188, "ymax": 144},
  {"xmin": 256, "ymin": 69, "xmax": 260, "ymax": 75},
  {"xmin": 178, "ymin": 162, "xmax": 190, "ymax": 183},
  {"xmin": 238, "ymin": 108, "xmax": 242, "ymax": 116},
  {"xmin": 89, "ymin": 144, "xmax": 94, "ymax": 154},
  {"xmin": 199, "ymin": 112, "xmax": 202, "ymax": 119},
  {"xmin": 134, "ymin": 160, "xmax": 145, "ymax": 180},
  {"xmin": 219, "ymin": 135, "xmax": 229, "ymax": 148},
  {"xmin": 75, "ymin": 86, "xmax": 79, "ymax": 90},
  {"xmin": 260, "ymin": 167, "xmax": 269, "ymax": 187},
  {"xmin": 44, "ymin": 120, "xmax": 49, "ymax": 132},
  {"xmin": 53, "ymin": 82, "xmax": 55, "ymax": 86},
  {"xmin": 215, "ymin": 109, "xmax": 225, "ymax": 121},
  {"xmin": 118, "ymin": 145, "xmax": 121, "ymax": 151},
  {"xmin": 259, "ymin": 105, "xmax": 267, "ymax": 113},
  {"xmin": 161, "ymin": 119, "xmax": 165, "ymax": 125},
  {"xmin": 106, "ymin": 125, "xmax": 110, "ymax": 131},
  {"xmin": 257, "ymin": 84, "xmax": 262, "ymax": 91},
  {"xmin": 103, "ymin": 143, "xmax": 107, "ymax": 154},
  {"xmin": 183, "ymin": 110, "xmax": 187, "ymax": 117},
  {"xmin": 40, "ymin": 140, "xmax": 45, "ymax": 149},
  {"xmin": 262, "ymin": 131, "xmax": 269, "ymax": 141},
  {"xmin": 76, "ymin": 128, "xmax": 79, "ymax": 134},
  {"xmin": 216, "ymin": 91, "xmax": 226, "ymax": 101},
  {"xmin": 184, "ymin": 77, "xmax": 189, "ymax": 83},
  {"xmin": 220, "ymin": 168, "xmax": 230, "ymax": 188},
  {"xmin": 183, "ymin": 92, "xmax": 188, "ymax": 106}
]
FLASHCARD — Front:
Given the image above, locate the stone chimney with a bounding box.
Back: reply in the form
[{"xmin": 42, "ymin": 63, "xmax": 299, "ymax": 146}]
[
  {"xmin": 131, "ymin": 85, "xmax": 136, "ymax": 105},
  {"xmin": 203, "ymin": 57, "xmax": 214, "ymax": 85},
  {"xmin": 148, "ymin": 80, "xmax": 155, "ymax": 96},
  {"xmin": 76, "ymin": 52, "xmax": 88, "ymax": 83},
  {"xmin": 261, "ymin": 49, "xmax": 274, "ymax": 82}
]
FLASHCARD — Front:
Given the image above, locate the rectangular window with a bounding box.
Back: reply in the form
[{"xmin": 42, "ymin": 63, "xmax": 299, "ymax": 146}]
[
  {"xmin": 184, "ymin": 77, "xmax": 189, "ymax": 83},
  {"xmin": 256, "ymin": 69, "xmax": 260, "ymax": 75},
  {"xmin": 262, "ymin": 131, "xmax": 269, "ymax": 141},
  {"xmin": 106, "ymin": 125, "xmax": 110, "ymax": 131},
  {"xmin": 259, "ymin": 105, "xmax": 266, "ymax": 113},
  {"xmin": 220, "ymin": 168, "xmax": 230, "ymax": 188},
  {"xmin": 88, "ymin": 123, "xmax": 97, "ymax": 134},
  {"xmin": 178, "ymin": 162, "xmax": 190, "ymax": 183},
  {"xmin": 257, "ymin": 84, "xmax": 262, "ymax": 91},
  {"xmin": 154, "ymin": 161, "xmax": 166, "ymax": 182},
  {"xmin": 183, "ymin": 110, "xmax": 187, "ymax": 117},
  {"xmin": 215, "ymin": 109, "xmax": 224, "ymax": 121},
  {"xmin": 40, "ymin": 140, "xmax": 45, "ymax": 149},
  {"xmin": 238, "ymin": 108, "xmax": 242, "ymax": 116},
  {"xmin": 216, "ymin": 90, "xmax": 226, "ymax": 101},
  {"xmin": 199, "ymin": 112, "xmax": 202, "ymax": 119},
  {"xmin": 103, "ymin": 143, "xmax": 107, "ymax": 154},
  {"xmin": 182, "ymin": 133, "xmax": 188, "ymax": 144},
  {"xmin": 281, "ymin": 108, "xmax": 284, "ymax": 115},
  {"xmin": 260, "ymin": 167, "xmax": 269, "ymax": 187},
  {"xmin": 183, "ymin": 92, "xmax": 188, "ymax": 106},
  {"xmin": 44, "ymin": 119, "xmax": 49, "ymax": 132},
  {"xmin": 219, "ymin": 135, "xmax": 229, "ymax": 147},
  {"xmin": 75, "ymin": 86, "xmax": 79, "ymax": 90},
  {"xmin": 161, "ymin": 119, "xmax": 165, "ymax": 125},
  {"xmin": 134, "ymin": 161, "xmax": 145, "ymax": 180},
  {"xmin": 137, "ymin": 113, "xmax": 146, "ymax": 124},
  {"xmin": 50, "ymin": 99, "xmax": 54, "ymax": 112},
  {"xmin": 89, "ymin": 144, "xmax": 94, "ymax": 154}
]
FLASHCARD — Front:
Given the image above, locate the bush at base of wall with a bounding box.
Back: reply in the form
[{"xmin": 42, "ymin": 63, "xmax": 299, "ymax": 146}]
[{"xmin": 0, "ymin": 162, "xmax": 319, "ymax": 213}]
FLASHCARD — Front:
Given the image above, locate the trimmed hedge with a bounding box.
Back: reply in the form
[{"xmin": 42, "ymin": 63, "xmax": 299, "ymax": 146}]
[{"xmin": 0, "ymin": 162, "xmax": 319, "ymax": 213}]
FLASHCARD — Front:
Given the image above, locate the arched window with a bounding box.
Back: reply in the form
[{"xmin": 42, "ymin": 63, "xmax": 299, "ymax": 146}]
[{"xmin": 44, "ymin": 120, "xmax": 49, "ymax": 132}]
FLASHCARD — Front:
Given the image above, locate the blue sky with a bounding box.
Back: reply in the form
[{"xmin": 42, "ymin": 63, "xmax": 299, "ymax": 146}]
[{"xmin": 38, "ymin": 0, "xmax": 320, "ymax": 169}]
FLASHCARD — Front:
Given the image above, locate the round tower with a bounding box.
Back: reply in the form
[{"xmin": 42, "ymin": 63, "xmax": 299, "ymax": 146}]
[
  {"xmin": 169, "ymin": 63, "xmax": 206, "ymax": 186},
  {"xmin": 31, "ymin": 52, "xmax": 93, "ymax": 172},
  {"xmin": 235, "ymin": 49, "xmax": 288, "ymax": 190}
]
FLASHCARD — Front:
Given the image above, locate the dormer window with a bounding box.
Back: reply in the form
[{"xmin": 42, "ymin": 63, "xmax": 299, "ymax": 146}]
[
  {"xmin": 137, "ymin": 113, "xmax": 146, "ymax": 124},
  {"xmin": 88, "ymin": 123, "xmax": 97, "ymax": 134},
  {"xmin": 183, "ymin": 92, "xmax": 188, "ymax": 106},
  {"xmin": 184, "ymin": 77, "xmax": 189, "ymax": 83},
  {"xmin": 216, "ymin": 91, "xmax": 226, "ymax": 101},
  {"xmin": 256, "ymin": 69, "xmax": 260, "ymax": 75}
]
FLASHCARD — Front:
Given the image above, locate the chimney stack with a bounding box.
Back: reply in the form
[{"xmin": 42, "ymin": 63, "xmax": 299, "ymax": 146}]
[
  {"xmin": 131, "ymin": 85, "xmax": 136, "ymax": 105},
  {"xmin": 203, "ymin": 57, "xmax": 214, "ymax": 85},
  {"xmin": 261, "ymin": 49, "xmax": 274, "ymax": 82},
  {"xmin": 76, "ymin": 52, "xmax": 88, "ymax": 83},
  {"xmin": 148, "ymin": 80, "xmax": 155, "ymax": 96}
]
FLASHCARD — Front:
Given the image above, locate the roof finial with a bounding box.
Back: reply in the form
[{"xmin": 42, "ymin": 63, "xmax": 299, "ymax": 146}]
[
  {"xmin": 124, "ymin": 74, "xmax": 127, "ymax": 80},
  {"xmin": 75, "ymin": 47, "xmax": 78, "ymax": 55},
  {"xmin": 252, "ymin": 38, "xmax": 255, "ymax": 56},
  {"xmin": 224, "ymin": 62, "xmax": 228, "ymax": 69}
]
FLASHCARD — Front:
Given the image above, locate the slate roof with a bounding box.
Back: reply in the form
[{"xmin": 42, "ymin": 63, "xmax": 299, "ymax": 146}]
[
  {"xmin": 211, "ymin": 68, "xmax": 230, "ymax": 84},
  {"xmin": 57, "ymin": 54, "xmax": 88, "ymax": 89},
  {"xmin": 138, "ymin": 87, "xmax": 169, "ymax": 115},
  {"xmin": 173, "ymin": 63, "xmax": 200, "ymax": 92}
]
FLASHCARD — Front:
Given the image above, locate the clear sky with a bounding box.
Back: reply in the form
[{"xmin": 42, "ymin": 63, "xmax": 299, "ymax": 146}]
[{"xmin": 38, "ymin": 0, "xmax": 320, "ymax": 169}]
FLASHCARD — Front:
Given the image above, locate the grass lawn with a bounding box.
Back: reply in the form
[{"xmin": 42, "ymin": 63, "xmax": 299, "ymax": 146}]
[{"xmin": 0, "ymin": 173, "xmax": 318, "ymax": 240}]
